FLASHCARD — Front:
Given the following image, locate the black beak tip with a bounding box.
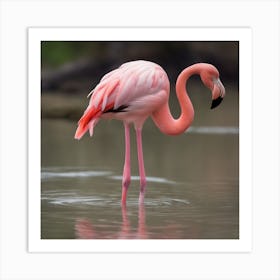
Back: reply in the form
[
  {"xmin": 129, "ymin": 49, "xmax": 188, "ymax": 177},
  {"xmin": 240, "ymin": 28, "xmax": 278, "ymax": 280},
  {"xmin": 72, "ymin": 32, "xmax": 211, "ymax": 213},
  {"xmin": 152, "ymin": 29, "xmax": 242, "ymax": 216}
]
[{"xmin": 211, "ymin": 96, "xmax": 223, "ymax": 109}]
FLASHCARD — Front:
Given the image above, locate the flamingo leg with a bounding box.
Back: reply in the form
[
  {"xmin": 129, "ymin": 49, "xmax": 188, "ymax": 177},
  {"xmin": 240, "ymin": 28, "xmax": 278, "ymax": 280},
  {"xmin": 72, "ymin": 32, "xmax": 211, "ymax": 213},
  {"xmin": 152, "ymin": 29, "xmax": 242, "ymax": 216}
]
[
  {"xmin": 121, "ymin": 123, "xmax": 131, "ymax": 205},
  {"xmin": 135, "ymin": 128, "xmax": 147, "ymax": 204}
]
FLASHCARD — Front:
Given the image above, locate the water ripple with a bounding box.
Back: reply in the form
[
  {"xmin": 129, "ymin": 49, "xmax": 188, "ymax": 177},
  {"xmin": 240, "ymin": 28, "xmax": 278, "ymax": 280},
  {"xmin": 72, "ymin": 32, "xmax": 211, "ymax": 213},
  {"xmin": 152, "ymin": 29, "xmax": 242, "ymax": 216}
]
[
  {"xmin": 41, "ymin": 192, "xmax": 189, "ymax": 207},
  {"xmin": 186, "ymin": 126, "xmax": 239, "ymax": 135},
  {"xmin": 41, "ymin": 167, "xmax": 178, "ymax": 186},
  {"xmin": 144, "ymin": 197, "xmax": 190, "ymax": 207},
  {"xmin": 41, "ymin": 170, "xmax": 112, "ymax": 180},
  {"xmin": 110, "ymin": 175, "xmax": 177, "ymax": 185},
  {"xmin": 48, "ymin": 196, "xmax": 105, "ymax": 206}
]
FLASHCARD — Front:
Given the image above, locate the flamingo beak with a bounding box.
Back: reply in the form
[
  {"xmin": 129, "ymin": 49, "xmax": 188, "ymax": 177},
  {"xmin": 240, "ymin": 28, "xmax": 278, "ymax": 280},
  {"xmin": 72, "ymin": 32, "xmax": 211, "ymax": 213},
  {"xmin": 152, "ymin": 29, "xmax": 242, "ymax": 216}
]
[
  {"xmin": 211, "ymin": 96, "xmax": 224, "ymax": 109},
  {"xmin": 211, "ymin": 78, "xmax": 225, "ymax": 109}
]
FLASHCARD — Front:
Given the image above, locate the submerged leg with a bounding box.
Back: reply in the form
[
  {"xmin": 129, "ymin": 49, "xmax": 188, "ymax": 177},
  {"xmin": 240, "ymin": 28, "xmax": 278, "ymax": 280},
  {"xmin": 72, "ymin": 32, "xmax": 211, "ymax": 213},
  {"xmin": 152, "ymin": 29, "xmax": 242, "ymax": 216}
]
[
  {"xmin": 135, "ymin": 127, "xmax": 147, "ymax": 204},
  {"xmin": 121, "ymin": 123, "xmax": 131, "ymax": 205}
]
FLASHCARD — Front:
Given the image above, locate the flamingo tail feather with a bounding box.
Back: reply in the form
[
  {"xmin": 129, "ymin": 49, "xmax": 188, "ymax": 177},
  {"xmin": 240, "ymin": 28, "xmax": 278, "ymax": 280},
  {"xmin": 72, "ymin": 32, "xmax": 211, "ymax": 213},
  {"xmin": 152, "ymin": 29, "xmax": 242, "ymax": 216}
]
[{"xmin": 74, "ymin": 107, "xmax": 101, "ymax": 140}]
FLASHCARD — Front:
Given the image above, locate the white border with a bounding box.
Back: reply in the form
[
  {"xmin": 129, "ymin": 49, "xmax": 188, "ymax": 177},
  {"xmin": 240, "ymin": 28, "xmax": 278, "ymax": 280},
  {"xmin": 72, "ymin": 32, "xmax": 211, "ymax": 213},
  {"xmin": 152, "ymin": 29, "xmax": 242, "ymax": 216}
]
[
  {"xmin": 1, "ymin": 0, "xmax": 279, "ymax": 279},
  {"xmin": 28, "ymin": 27, "xmax": 252, "ymax": 253}
]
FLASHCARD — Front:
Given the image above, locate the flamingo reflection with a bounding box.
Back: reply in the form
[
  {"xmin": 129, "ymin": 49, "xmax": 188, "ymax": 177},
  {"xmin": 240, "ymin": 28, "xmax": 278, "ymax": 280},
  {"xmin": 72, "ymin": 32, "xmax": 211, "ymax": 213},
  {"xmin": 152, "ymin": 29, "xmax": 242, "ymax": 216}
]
[{"xmin": 75, "ymin": 204, "xmax": 147, "ymax": 239}]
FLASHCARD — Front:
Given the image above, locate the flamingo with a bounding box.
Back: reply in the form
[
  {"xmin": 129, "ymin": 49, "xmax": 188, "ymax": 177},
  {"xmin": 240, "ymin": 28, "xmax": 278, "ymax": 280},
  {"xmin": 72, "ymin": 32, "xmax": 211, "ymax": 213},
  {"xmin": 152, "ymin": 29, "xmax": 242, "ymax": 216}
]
[{"xmin": 74, "ymin": 60, "xmax": 225, "ymax": 205}]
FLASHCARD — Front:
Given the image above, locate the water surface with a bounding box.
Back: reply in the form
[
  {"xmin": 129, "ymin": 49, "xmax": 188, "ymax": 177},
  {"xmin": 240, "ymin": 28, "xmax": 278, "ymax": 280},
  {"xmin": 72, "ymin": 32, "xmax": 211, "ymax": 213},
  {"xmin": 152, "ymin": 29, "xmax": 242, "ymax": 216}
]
[{"xmin": 41, "ymin": 115, "xmax": 239, "ymax": 239}]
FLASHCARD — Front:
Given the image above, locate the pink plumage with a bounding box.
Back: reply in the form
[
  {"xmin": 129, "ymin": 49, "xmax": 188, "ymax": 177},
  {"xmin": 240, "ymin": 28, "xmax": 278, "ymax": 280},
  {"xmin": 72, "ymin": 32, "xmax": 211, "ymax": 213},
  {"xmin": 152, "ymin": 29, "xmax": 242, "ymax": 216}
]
[
  {"xmin": 75, "ymin": 60, "xmax": 225, "ymax": 204},
  {"xmin": 75, "ymin": 61, "xmax": 169, "ymax": 140}
]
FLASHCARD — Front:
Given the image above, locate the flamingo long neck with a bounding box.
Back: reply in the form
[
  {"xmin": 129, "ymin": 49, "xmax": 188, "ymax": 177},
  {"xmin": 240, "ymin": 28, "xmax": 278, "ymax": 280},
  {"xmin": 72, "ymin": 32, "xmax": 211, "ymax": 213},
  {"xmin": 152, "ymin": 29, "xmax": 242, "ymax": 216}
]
[{"xmin": 152, "ymin": 64, "xmax": 203, "ymax": 135}]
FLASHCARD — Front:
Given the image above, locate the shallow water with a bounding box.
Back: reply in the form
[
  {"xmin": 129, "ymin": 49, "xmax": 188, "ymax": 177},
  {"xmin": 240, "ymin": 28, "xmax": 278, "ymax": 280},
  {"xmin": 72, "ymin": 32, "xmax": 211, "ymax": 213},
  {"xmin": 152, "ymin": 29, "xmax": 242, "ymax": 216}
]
[{"xmin": 41, "ymin": 112, "xmax": 239, "ymax": 239}]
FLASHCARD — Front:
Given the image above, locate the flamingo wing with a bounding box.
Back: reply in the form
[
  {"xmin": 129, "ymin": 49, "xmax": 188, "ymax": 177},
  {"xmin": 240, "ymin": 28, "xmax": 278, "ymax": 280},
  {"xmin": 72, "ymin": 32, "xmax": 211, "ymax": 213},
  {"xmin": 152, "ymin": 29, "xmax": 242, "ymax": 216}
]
[
  {"xmin": 74, "ymin": 60, "xmax": 169, "ymax": 140},
  {"xmin": 74, "ymin": 78, "xmax": 120, "ymax": 139}
]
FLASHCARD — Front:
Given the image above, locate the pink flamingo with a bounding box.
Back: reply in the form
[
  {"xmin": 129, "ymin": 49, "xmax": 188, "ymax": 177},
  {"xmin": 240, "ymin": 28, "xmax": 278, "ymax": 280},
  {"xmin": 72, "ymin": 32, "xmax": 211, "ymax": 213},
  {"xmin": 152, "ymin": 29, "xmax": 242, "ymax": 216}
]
[{"xmin": 75, "ymin": 60, "xmax": 225, "ymax": 204}]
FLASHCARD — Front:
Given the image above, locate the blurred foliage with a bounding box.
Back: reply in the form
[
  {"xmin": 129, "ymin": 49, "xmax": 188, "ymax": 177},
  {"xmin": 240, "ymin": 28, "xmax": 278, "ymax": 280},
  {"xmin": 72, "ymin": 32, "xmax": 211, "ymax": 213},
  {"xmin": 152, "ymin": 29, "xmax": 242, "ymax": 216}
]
[
  {"xmin": 41, "ymin": 41, "xmax": 239, "ymax": 121},
  {"xmin": 41, "ymin": 41, "xmax": 239, "ymax": 93},
  {"xmin": 42, "ymin": 41, "xmax": 95, "ymax": 67},
  {"xmin": 42, "ymin": 41, "xmax": 238, "ymax": 68}
]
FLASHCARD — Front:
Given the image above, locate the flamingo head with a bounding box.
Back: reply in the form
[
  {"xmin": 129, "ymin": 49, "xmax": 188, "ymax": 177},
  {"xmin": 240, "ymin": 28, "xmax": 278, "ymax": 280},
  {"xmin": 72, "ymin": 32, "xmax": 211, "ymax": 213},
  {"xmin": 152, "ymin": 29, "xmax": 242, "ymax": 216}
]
[{"xmin": 200, "ymin": 64, "xmax": 226, "ymax": 109}]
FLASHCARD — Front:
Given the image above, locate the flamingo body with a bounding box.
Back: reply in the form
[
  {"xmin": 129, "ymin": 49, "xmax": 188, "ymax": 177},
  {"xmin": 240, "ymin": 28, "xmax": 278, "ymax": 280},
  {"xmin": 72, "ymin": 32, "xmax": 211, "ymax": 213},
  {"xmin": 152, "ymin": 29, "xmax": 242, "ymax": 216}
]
[
  {"xmin": 75, "ymin": 60, "xmax": 225, "ymax": 204},
  {"xmin": 75, "ymin": 61, "xmax": 169, "ymax": 139}
]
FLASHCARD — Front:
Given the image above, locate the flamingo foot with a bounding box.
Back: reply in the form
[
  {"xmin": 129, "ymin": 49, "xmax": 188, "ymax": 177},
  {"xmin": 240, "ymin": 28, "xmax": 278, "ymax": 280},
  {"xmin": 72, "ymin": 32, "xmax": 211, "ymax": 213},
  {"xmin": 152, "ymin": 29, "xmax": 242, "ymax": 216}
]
[
  {"xmin": 138, "ymin": 174, "xmax": 147, "ymax": 204},
  {"xmin": 121, "ymin": 186, "xmax": 128, "ymax": 205},
  {"xmin": 121, "ymin": 178, "xmax": 130, "ymax": 205},
  {"xmin": 138, "ymin": 177, "xmax": 147, "ymax": 204}
]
